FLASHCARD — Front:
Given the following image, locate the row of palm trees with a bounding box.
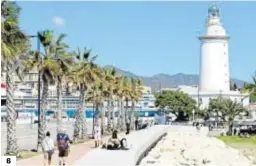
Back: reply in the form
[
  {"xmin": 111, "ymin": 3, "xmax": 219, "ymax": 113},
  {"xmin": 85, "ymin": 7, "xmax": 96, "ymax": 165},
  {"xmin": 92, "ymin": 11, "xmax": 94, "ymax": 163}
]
[{"xmin": 1, "ymin": 1, "xmax": 142, "ymax": 155}]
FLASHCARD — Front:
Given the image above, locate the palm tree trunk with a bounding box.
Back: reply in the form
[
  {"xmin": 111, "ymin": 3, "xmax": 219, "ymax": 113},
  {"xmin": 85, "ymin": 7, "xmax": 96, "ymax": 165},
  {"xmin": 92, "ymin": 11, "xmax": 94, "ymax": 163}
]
[
  {"xmin": 100, "ymin": 106, "xmax": 105, "ymax": 135},
  {"xmin": 120, "ymin": 100, "xmax": 126, "ymax": 131},
  {"xmin": 106, "ymin": 99, "xmax": 112, "ymax": 132},
  {"xmin": 111, "ymin": 99, "xmax": 115, "ymax": 130},
  {"xmin": 130, "ymin": 101, "xmax": 135, "ymax": 130},
  {"xmin": 81, "ymin": 114, "xmax": 87, "ymax": 139},
  {"xmin": 56, "ymin": 78, "xmax": 62, "ymax": 132},
  {"xmin": 6, "ymin": 63, "xmax": 19, "ymax": 155},
  {"xmin": 37, "ymin": 77, "xmax": 48, "ymax": 150},
  {"xmin": 73, "ymin": 86, "xmax": 86, "ymax": 141},
  {"xmin": 125, "ymin": 98, "xmax": 129, "ymax": 123},
  {"xmin": 116, "ymin": 99, "xmax": 121, "ymax": 131}
]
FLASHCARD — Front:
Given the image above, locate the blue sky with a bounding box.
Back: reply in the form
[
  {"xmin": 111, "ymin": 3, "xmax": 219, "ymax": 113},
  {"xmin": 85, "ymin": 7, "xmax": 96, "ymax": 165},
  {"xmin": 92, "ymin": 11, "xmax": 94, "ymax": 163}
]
[{"xmin": 18, "ymin": 1, "xmax": 256, "ymax": 82}]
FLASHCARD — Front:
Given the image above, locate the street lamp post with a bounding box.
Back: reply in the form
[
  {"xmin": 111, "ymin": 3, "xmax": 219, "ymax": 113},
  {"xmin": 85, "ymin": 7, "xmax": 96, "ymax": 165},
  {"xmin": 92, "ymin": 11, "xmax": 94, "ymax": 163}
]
[
  {"xmin": 92, "ymin": 100, "xmax": 95, "ymax": 139},
  {"xmin": 29, "ymin": 34, "xmax": 41, "ymax": 148},
  {"xmin": 192, "ymin": 109, "xmax": 195, "ymax": 122}
]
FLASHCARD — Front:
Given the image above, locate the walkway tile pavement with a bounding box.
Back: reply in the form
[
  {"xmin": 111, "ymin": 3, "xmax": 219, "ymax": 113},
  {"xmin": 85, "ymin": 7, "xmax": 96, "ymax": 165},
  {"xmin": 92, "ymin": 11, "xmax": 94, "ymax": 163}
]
[{"xmin": 17, "ymin": 140, "xmax": 95, "ymax": 166}]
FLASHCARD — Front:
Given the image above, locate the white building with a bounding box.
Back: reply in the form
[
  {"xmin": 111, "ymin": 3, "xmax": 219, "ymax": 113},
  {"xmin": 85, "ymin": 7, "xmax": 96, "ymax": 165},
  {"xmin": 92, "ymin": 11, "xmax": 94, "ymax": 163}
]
[{"xmin": 138, "ymin": 86, "xmax": 156, "ymax": 109}]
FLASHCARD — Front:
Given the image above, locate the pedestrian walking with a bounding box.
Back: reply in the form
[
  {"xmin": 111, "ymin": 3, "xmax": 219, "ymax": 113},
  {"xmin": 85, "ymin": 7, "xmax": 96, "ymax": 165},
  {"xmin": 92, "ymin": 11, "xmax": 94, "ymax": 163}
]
[
  {"xmin": 57, "ymin": 128, "xmax": 70, "ymax": 166},
  {"xmin": 135, "ymin": 118, "xmax": 139, "ymax": 130},
  {"xmin": 196, "ymin": 122, "xmax": 201, "ymax": 131},
  {"xmin": 94, "ymin": 123, "xmax": 101, "ymax": 147},
  {"xmin": 126, "ymin": 119, "xmax": 130, "ymax": 135},
  {"xmin": 42, "ymin": 131, "xmax": 55, "ymax": 166}
]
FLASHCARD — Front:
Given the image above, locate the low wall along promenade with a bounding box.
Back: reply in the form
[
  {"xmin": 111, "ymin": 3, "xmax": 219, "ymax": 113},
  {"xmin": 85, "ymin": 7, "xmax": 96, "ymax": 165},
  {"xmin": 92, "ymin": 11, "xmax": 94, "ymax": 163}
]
[{"xmin": 74, "ymin": 125, "xmax": 169, "ymax": 166}]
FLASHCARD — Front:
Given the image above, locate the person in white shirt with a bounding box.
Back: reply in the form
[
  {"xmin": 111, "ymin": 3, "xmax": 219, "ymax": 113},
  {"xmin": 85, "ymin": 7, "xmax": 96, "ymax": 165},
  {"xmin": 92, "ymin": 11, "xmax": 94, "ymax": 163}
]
[
  {"xmin": 94, "ymin": 123, "xmax": 101, "ymax": 147},
  {"xmin": 42, "ymin": 131, "xmax": 55, "ymax": 166}
]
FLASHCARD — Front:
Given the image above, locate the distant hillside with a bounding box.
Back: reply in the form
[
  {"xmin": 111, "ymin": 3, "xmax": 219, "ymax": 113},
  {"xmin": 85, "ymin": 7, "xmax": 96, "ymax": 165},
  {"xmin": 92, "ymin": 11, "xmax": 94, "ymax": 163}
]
[{"xmin": 104, "ymin": 65, "xmax": 246, "ymax": 91}]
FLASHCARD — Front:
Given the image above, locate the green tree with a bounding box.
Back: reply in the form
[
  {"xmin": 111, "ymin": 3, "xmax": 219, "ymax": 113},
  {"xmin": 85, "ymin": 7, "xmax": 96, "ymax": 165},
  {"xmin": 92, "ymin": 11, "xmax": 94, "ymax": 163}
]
[
  {"xmin": 1, "ymin": 0, "xmax": 29, "ymax": 155},
  {"xmin": 103, "ymin": 68, "xmax": 118, "ymax": 132},
  {"xmin": 25, "ymin": 30, "xmax": 60, "ymax": 150},
  {"xmin": 208, "ymin": 97, "xmax": 246, "ymax": 133},
  {"xmin": 241, "ymin": 72, "xmax": 256, "ymax": 103},
  {"xmin": 71, "ymin": 47, "xmax": 100, "ymax": 141},
  {"xmin": 114, "ymin": 76, "xmax": 129, "ymax": 131},
  {"xmin": 130, "ymin": 78, "xmax": 142, "ymax": 130},
  {"xmin": 155, "ymin": 91, "xmax": 196, "ymax": 121},
  {"xmin": 233, "ymin": 83, "xmax": 237, "ymax": 90},
  {"xmin": 50, "ymin": 34, "xmax": 74, "ymax": 131},
  {"xmin": 122, "ymin": 77, "xmax": 132, "ymax": 125},
  {"xmin": 113, "ymin": 75, "xmax": 124, "ymax": 131},
  {"xmin": 86, "ymin": 80, "xmax": 106, "ymax": 135}
]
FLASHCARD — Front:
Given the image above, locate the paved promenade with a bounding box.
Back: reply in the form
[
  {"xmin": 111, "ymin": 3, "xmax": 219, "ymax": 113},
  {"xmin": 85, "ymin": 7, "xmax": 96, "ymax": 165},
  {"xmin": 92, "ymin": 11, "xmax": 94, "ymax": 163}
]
[
  {"xmin": 1, "ymin": 120, "xmax": 94, "ymax": 155},
  {"xmin": 17, "ymin": 138, "xmax": 95, "ymax": 166},
  {"xmin": 17, "ymin": 131, "xmax": 127, "ymax": 166}
]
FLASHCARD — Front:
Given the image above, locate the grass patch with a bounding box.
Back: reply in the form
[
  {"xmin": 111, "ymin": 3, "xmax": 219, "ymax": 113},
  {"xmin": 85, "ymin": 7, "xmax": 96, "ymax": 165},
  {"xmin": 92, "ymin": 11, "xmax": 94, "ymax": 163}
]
[
  {"xmin": 217, "ymin": 136, "xmax": 256, "ymax": 163},
  {"xmin": 17, "ymin": 151, "xmax": 41, "ymax": 161},
  {"xmin": 216, "ymin": 136, "xmax": 256, "ymax": 144}
]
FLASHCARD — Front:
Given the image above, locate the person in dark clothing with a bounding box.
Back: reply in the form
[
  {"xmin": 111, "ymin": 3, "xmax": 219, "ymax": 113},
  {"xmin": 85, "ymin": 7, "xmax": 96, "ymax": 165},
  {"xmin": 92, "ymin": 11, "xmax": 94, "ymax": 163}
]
[
  {"xmin": 126, "ymin": 119, "xmax": 130, "ymax": 135},
  {"xmin": 208, "ymin": 124, "xmax": 211, "ymax": 131},
  {"xmin": 135, "ymin": 118, "xmax": 139, "ymax": 130},
  {"xmin": 57, "ymin": 129, "xmax": 70, "ymax": 166},
  {"xmin": 103, "ymin": 130, "xmax": 129, "ymax": 150}
]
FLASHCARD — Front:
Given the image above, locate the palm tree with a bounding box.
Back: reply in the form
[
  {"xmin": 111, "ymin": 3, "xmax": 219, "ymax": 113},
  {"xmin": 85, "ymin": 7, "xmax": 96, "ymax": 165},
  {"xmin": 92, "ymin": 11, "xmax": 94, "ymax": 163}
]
[
  {"xmin": 1, "ymin": 0, "xmax": 29, "ymax": 155},
  {"xmin": 25, "ymin": 30, "xmax": 59, "ymax": 150},
  {"xmin": 86, "ymin": 80, "xmax": 106, "ymax": 135},
  {"xmin": 209, "ymin": 97, "xmax": 246, "ymax": 134},
  {"xmin": 122, "ymin": 77, "xmax": 132, "ymax": 127},
  {"xmin": 241, "ymin": 72, "xmax": 256, "ymax": 103},
  {"xmin": 103, "ymin": 68, "xmax": 117, "ymax": 132},
  {"xmin": 114, "ymin": 75, "xmax": 124, "ymax": 131},
  {"xmin": 50, "ymin": 34, "xmax": 74, "ymax": 131},
  {"xmin": 222, "ymin": 99, "xmax": 246, "ymax": 134},
  {"xmin": 130, "ymin": 78, "xmax": 143, "ymax": 130},
  {"xmin": 71, "ymin": 47, "xmax": 100, "ymax": 141}
]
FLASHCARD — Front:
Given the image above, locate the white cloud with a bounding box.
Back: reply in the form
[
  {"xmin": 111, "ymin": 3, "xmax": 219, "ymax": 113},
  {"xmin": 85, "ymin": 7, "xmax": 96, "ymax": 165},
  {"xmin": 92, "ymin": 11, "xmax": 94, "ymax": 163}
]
[{"xmin": 52, "ymin": 16, "xmax": 65, "ymax": 27}]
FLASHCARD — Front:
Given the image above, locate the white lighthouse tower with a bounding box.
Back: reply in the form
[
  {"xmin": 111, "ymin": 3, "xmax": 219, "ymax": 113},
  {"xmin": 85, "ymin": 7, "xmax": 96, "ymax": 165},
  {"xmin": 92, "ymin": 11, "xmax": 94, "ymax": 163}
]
[
  {"xmin": 198, "ymin": 4, "xmax": 230, "ymax": 92},
  {"xmin": 170, "ymin": 4, "xmax": 250, "ymax": 110}
]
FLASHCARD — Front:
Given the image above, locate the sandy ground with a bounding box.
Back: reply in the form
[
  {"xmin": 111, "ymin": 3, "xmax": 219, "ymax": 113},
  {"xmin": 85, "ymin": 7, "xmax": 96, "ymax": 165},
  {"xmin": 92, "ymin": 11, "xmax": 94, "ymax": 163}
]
[{"xmin": 140, "ymin": 126, "xmax": 255, "ymax": 166}]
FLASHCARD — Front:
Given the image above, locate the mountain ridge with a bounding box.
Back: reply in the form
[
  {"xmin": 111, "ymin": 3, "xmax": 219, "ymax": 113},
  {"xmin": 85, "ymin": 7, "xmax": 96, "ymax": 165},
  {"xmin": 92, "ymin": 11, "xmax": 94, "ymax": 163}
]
[{"xmin": 104, "ymin": 65, "xmax": 246, "ymax": 90}]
